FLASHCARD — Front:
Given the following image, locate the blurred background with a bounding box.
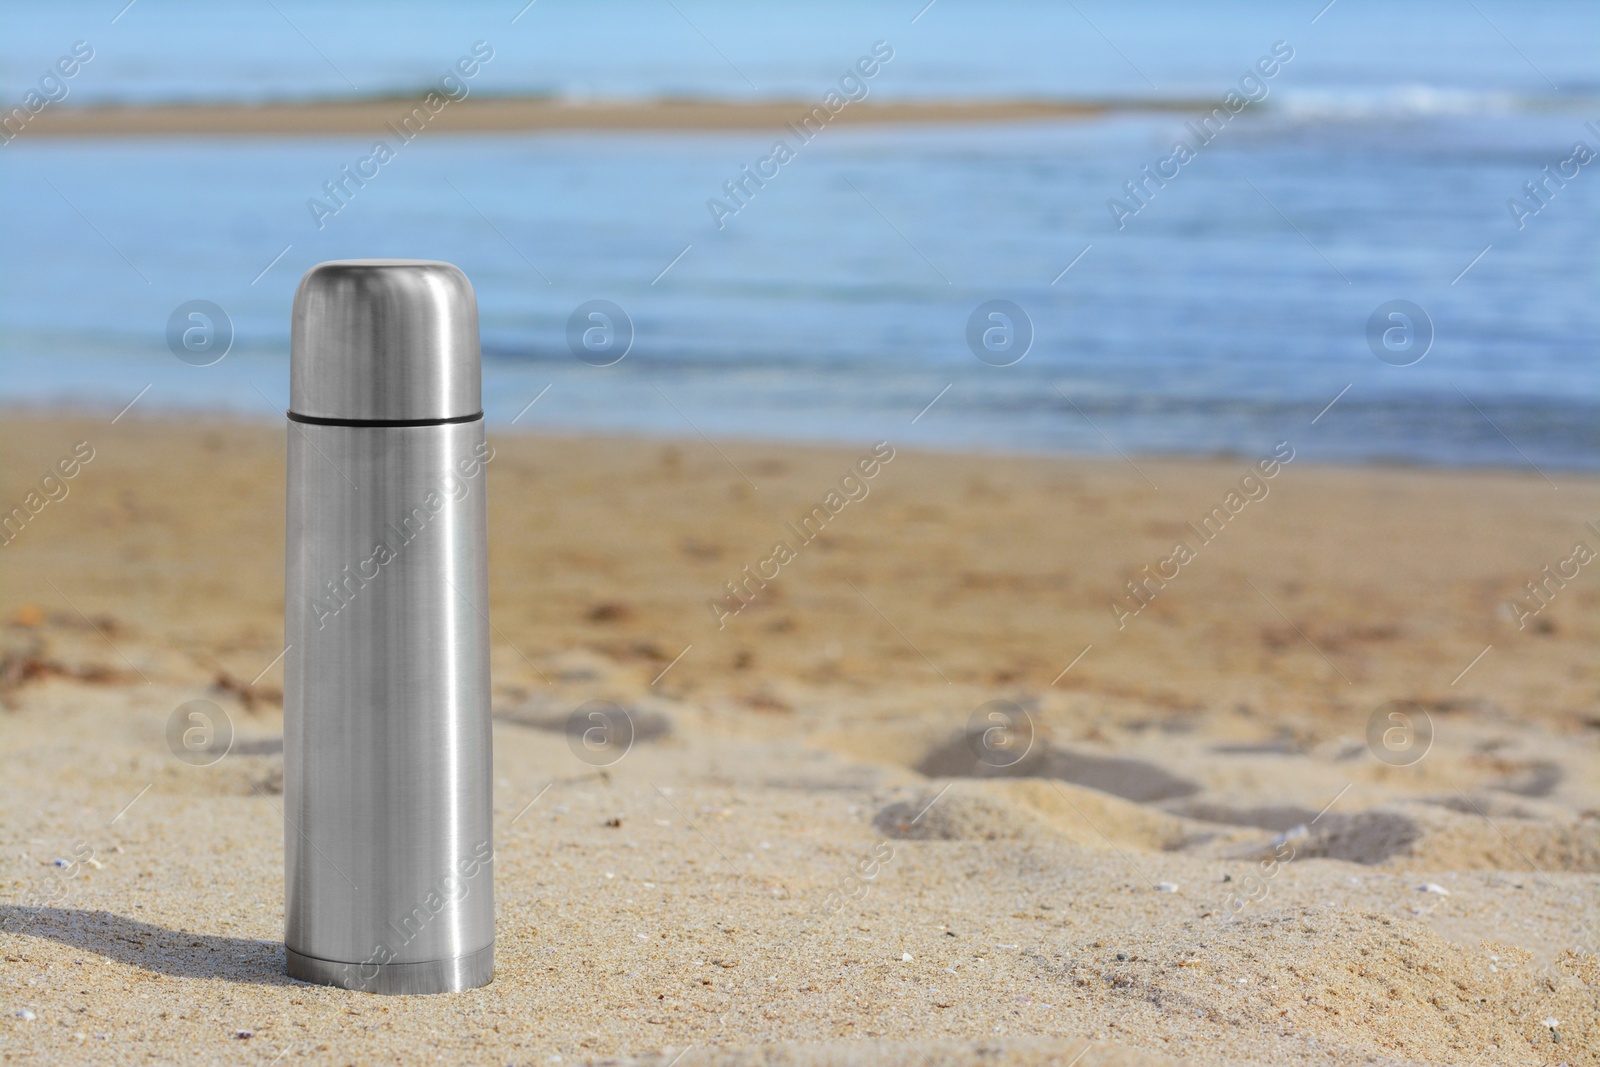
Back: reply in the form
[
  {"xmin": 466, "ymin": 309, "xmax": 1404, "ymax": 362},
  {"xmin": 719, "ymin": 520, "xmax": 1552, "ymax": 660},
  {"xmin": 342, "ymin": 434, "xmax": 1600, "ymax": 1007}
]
[{"xmin": 2, "ymin": 0, "xmax": 1596, "ymax": 468}]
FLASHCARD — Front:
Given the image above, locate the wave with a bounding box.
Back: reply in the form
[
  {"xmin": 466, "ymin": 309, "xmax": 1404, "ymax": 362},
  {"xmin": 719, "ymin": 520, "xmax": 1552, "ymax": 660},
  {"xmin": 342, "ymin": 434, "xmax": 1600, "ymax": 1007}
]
[{"xmin": 1271, "ymin": 85, "xmax": 1554, "ymax": 120}]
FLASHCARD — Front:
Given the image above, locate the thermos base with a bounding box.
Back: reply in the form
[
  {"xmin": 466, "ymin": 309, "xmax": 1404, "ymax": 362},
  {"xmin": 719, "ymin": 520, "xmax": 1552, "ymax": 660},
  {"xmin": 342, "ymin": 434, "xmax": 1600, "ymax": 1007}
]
[{"xmin": 287, "ymin": 944, "xmax": 493, "ymax": 995}]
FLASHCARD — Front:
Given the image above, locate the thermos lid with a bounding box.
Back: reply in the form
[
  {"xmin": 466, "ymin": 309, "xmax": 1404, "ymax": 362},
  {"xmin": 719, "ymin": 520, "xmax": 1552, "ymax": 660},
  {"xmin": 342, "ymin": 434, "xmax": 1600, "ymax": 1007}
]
[{"xmin": 291, "ymin": 260, "xmax": 481, "ymax": 422}]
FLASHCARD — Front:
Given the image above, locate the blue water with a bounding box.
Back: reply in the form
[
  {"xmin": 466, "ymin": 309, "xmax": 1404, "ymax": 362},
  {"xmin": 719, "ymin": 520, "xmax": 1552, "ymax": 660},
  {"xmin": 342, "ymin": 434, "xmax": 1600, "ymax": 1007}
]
[
  {"xmin": 2, "ymin": 2, "xmax": 1597, "ymax": 469},
  {"xmin": 4, "ymin": 1, "xmax": 1595, "ymax": 107}
]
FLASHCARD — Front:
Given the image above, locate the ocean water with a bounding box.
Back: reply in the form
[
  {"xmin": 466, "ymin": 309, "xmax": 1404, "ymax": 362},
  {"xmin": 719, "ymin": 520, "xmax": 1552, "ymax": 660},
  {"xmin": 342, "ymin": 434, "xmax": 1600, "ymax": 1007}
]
[{"xmin": 2, "ymin": 1, "xmax": 1596, "ymax": 469}]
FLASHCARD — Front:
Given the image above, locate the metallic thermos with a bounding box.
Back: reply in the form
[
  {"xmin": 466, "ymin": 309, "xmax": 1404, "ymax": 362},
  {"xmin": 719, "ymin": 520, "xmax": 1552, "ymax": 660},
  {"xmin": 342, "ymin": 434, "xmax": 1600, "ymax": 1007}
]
[{"xmin": 283, "ymin": 260, "xmax": 494, "ymax": 994}]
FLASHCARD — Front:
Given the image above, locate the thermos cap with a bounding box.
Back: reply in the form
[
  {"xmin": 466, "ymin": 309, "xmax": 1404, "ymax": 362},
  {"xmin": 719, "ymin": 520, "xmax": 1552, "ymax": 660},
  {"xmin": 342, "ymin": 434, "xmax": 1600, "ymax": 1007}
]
[{"xmin": 291, "ymin": 260, "xmax": 481, "ymax": 422}]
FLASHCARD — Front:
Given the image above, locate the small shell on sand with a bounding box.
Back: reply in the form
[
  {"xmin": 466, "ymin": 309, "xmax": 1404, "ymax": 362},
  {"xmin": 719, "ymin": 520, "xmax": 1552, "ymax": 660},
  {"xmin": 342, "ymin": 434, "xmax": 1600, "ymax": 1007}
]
[{"xmin": 1419, "ymin": 882, "xmax": 1451, "ymax": 895}]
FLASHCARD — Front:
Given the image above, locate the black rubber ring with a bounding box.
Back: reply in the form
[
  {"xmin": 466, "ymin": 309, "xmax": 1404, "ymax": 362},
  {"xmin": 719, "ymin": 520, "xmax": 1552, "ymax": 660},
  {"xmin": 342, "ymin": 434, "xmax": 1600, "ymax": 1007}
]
[{"xmin": 286, "ymin": 410, "xmax": 484, "ymax": 428}]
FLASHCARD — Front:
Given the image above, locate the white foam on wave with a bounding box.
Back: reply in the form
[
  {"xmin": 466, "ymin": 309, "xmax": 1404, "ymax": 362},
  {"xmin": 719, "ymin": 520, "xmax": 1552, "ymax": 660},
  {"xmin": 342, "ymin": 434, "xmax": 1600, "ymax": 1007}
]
[{"xmin": 1272, "ymin": 85, "xmax": 1532, "ymax": 120}]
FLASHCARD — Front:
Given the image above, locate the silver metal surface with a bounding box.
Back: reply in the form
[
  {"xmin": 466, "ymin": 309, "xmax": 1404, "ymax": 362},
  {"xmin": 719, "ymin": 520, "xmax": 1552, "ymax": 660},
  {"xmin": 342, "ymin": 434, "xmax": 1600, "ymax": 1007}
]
[
  {"xmin": 291, "ymin": 259, "xmax": 481, "ymax": 421},
  {"xmin": 284, "ymin": 261, "xmax": 493, "ymax": 995},
  {"xmin": 287, "ymin": 944, "xmax": 494, "ymax": 996}
]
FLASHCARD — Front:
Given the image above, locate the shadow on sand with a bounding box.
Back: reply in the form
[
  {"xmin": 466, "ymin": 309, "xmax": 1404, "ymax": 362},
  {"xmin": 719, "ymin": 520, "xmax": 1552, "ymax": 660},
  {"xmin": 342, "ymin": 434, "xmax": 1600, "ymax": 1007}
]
[{"xmin": 1, "ymin": 906, "xmax": 292, "ymax": 986}]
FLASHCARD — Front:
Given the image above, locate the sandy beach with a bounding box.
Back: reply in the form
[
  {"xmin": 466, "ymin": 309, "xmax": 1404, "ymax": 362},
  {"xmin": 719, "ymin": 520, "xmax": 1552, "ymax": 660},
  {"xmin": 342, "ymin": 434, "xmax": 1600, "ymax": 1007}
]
[
  {"xmin": 2, "ymin": 412, "xmax": 1597, "ymax": 1065},
  {"xmin": 11, "ymin": 96, "xmax": 1196, "ymax": 139}
]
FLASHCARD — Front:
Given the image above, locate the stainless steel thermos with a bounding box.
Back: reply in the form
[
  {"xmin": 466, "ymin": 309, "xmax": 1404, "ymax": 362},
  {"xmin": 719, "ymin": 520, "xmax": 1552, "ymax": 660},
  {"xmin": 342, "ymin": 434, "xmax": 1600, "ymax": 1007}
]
[{"xmin": 284, "ymin": 260, "xmax": 494, "ymax": 994}]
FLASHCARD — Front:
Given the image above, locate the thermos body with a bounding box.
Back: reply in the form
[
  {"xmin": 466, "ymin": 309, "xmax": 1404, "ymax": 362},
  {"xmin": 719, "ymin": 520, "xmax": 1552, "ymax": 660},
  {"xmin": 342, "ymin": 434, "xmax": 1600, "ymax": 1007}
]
[{"xmin": 283, "ymin": 260, "xmax": 494, "ymax": 995}]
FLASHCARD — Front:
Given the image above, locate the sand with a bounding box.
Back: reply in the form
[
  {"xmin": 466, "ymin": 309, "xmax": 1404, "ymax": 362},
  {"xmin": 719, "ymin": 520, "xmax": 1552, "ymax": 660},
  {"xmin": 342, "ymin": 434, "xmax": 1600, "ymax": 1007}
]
[
  {"xmin": 1, "ymin": 412, "xmax": 1596, "ymax": 1065},
  {"xmin": 16, "ymin": 96, "xmax": 1197, "ymax": 139}
]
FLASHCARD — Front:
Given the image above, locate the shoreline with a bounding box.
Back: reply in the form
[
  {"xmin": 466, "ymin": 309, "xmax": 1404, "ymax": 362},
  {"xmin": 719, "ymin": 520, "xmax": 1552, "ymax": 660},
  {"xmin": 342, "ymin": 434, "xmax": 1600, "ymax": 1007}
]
[
  {"xmin": 2, "ymin": 404, "xmax": 1593, "ymax": 480},
  {"xmin": 11, "ymin": 95, "xmax": 1212, "ymax": 139}
]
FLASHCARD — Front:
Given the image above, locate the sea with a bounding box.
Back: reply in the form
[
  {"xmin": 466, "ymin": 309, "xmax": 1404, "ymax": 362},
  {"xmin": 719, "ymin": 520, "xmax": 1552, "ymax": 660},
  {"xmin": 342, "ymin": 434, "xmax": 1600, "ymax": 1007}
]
[{"xmin": 2, "ymin": 0, "xmax": 1596, "ymax": 469}]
